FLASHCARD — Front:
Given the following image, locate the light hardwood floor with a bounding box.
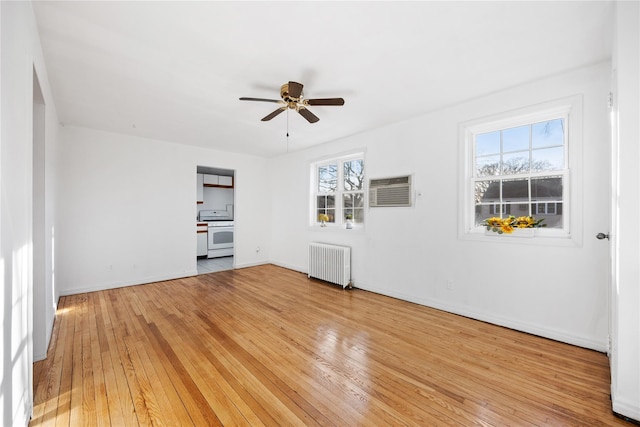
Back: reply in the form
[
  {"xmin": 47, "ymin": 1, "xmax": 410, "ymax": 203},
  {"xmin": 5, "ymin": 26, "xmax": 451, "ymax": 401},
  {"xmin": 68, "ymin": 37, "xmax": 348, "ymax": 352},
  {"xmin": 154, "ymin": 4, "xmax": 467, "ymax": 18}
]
[{"xmin": 31, "ymin": 264, "xmax": 632, "ymax": 426}]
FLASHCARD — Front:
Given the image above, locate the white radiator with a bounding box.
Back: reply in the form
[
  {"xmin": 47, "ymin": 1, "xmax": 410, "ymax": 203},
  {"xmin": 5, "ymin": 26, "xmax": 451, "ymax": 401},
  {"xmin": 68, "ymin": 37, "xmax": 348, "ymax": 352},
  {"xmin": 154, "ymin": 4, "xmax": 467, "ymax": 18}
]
[{"xmin": 308, "ymin": 243, "xmax": 351, "ymax": 288}]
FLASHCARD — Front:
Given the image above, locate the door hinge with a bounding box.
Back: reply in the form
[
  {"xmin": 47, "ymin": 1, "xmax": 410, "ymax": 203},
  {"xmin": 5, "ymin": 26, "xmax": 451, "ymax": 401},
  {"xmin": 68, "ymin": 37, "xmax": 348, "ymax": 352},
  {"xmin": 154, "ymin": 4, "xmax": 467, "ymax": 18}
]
[{"xmin": 608, "ymin": 92, "xmax": 614, "ymax": 109}]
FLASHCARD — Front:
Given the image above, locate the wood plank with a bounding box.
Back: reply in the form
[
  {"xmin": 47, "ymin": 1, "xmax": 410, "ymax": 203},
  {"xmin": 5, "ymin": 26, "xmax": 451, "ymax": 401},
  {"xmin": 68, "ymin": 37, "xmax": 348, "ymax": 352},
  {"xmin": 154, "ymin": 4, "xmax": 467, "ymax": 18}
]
[
  {"xmin": 32, "ymin": 297, "xmax": 68, "ymax": 427},
  {"xmin": 86, "ymin": 292, "xmax": 109, "ymax": 427},
  {"xmin": 97, "ymin": 290, "xmax": 139, "ymax": 426},
  {"xmin": 31, "ymin": 265, "xmax": 633, "ymax": 427}
]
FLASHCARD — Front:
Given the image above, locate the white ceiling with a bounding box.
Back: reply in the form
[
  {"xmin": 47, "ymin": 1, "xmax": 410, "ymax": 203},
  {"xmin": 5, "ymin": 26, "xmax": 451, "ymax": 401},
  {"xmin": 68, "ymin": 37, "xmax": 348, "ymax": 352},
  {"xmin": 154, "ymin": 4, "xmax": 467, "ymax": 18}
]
[{"xmin": 33, "ymin": 1, "xmax": 613, "ymax": 158}]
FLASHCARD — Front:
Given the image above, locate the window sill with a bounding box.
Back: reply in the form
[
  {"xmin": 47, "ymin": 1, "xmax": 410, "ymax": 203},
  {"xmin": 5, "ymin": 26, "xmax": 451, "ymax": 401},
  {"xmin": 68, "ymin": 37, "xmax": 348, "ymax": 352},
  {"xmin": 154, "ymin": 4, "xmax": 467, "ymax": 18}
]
[
  {"xmin": 484, "ymin": 228, "xmax": 536, "ymax": 238},
  {"xmin": 461, "ymin": 228, "xmax": 579, "ymax": 247},
  {"xmin": 310, "ymin": 224, "xmax": 365, "ymax": 233}
]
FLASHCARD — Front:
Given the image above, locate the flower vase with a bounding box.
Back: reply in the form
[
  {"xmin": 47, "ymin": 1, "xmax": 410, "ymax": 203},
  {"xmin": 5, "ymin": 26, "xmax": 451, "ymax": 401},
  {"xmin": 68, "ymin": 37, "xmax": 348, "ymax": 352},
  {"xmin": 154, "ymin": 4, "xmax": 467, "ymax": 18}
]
[{"xmin": 485, "ymin": 227, "xmax": 535, "ymax": 237}]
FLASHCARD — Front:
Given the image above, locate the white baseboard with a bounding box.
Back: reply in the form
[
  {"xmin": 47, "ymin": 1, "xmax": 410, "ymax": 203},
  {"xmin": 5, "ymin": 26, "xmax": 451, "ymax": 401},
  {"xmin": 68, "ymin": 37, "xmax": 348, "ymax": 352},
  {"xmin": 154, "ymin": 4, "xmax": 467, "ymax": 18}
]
[
  {"xmin": 352, "ymin": 281, "xmax": 608, "ymax": 352},
  {"xmin": 233, "ymin": 261, "xmax": 270, "ymax": 269},
  {"xmin": 613, "ymin": 396, "xmax": 640, "ymax": 423},
  {"xmin": 58, "ymin": 269, "xmax": 199, "ymax": 296},
  {"xmin": 269, "ymin": 261, "xmax": 306, "ymax": 275}
]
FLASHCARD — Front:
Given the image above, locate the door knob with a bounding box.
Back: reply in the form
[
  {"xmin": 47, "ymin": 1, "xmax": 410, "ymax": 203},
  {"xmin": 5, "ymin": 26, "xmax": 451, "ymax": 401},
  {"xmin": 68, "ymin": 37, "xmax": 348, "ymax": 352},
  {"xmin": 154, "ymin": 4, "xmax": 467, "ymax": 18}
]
[{"xmin": 596, "ymin": 232, "xmax": 610, "ymax": 240}]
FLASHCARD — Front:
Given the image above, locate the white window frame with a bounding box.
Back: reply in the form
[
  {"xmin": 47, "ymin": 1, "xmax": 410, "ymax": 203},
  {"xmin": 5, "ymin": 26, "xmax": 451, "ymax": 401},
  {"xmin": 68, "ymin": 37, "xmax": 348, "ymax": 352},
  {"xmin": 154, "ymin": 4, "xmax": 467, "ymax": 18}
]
[
  {"xmin": 311, "ymin": 151, "xmax": 366, "ymax": 228},
  {"xmin": 458, "ymin": 96, "xmax": 583, "ymax": 246}
]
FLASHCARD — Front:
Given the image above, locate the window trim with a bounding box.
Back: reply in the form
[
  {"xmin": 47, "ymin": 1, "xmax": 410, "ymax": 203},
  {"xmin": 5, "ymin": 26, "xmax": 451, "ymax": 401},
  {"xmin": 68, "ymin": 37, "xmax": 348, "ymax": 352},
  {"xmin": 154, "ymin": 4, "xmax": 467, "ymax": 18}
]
[
  {"xmin": 458, "ymin": 96, "xmax": 583, "ymax": 246},
  {"xmin": 310, "ymin": 151, "xmax": 366, "ymax": 229}
]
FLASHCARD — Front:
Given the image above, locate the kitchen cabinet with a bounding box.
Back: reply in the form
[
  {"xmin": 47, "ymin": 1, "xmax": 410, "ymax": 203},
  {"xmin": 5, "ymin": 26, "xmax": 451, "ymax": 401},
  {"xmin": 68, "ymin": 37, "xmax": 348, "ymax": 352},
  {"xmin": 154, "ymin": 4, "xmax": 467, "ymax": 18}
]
[
  {"xmin": 203, "ymin": 174, "xmax": 234, "ymax": 188},
  {"xmin": 218, "ymin": 175, "xmax": 233, "ymax": 187},
  {"xmin": 203, "ymin": 174, "xmax": 219, "ymax": 185},
  {"xmin": 197, "ymin": 223, "xmax": 208, "ymax": 256},
  {"xmin": 197, "ymin": 173, "xmax": 204, "ymax": 204}
]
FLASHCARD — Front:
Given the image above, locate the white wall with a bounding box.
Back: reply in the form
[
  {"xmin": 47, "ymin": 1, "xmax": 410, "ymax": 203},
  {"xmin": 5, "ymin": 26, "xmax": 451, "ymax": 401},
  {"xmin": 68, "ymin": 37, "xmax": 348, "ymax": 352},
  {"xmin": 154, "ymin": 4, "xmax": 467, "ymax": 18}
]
[
  {"xmin": 269, "ymin": 63, "xmax": 611, "ymax": 351},
  {"xmin": 56, "ymin": 126, "xmax": 270, "ymax": 295},
  {"xmin": 610, "ymin": 1, "xmax": 640, "ymax": 421},
  {"xmin": 1, "ymin": 2, "xmax": 59, "ymax": 425}
]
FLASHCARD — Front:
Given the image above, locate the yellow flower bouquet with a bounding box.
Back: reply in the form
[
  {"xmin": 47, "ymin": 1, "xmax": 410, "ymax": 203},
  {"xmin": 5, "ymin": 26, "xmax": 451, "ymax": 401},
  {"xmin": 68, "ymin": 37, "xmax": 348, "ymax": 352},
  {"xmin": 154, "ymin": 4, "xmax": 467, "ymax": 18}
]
[
  {"xmin": 482, "ymin": 215, "xmax": 546, "ymax": 234},
  {"xmin": 318, "ymin": 213, "xmax": 329, "ymax": 226}
]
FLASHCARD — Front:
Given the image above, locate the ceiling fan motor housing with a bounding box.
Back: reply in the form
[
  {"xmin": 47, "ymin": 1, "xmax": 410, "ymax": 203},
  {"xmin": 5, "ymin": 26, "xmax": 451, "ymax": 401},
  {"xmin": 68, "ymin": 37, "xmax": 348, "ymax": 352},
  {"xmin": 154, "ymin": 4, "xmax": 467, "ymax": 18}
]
[{"xmin": 281, "ymin": 83, "xmax": 302, "ymax": 107}]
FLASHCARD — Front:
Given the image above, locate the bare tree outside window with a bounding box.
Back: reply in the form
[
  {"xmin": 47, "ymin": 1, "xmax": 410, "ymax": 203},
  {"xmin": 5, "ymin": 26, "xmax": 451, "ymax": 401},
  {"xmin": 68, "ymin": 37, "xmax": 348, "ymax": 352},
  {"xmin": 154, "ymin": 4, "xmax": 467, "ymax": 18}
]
[{"xmin": 318, "ymin": 164, "xmax": 337, "ymax": 192}]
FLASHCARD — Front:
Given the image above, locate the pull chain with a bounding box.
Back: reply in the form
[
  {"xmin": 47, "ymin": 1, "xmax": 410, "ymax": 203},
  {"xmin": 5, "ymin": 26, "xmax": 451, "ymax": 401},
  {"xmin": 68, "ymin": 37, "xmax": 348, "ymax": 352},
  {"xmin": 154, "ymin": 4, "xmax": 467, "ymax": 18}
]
[{"xmin": 286, "ymin": 109, "xmax": 290, "ymax": 152}]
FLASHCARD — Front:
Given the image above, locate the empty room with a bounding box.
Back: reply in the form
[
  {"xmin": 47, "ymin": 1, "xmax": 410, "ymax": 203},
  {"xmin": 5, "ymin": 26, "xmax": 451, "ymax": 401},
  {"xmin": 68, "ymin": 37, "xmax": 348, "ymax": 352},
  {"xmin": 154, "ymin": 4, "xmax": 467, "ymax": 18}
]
[{"xmin": 1, "ymin": 1, "xmax": 638, "ymax": 426}]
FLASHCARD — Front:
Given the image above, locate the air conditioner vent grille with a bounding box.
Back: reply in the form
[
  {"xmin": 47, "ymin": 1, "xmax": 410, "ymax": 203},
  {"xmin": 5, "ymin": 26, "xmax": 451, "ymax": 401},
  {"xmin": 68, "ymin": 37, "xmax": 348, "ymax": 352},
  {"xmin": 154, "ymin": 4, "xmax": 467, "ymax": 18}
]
[
  {"xmin": 369, "ymin": 175, "xmax": 412, "ymax": 207},
  {"xmin": 370, "ymin": 176, "xmax": 410, "ymax": 188}
]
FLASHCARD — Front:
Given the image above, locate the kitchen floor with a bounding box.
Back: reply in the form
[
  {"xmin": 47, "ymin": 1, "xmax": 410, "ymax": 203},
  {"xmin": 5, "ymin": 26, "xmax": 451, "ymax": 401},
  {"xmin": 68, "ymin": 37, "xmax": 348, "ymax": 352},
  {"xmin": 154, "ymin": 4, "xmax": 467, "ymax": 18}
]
[{"xmin": 197, "ymin": 256, "xmax": 233, "ymax": 274}]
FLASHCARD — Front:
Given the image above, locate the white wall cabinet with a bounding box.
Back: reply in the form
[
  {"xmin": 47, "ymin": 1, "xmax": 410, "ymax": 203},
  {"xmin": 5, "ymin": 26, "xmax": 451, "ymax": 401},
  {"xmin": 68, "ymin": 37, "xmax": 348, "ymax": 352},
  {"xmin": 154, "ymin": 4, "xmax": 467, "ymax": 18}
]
[
  {"xmin": 203, "ymin": 174, "xmax": 218, "ymax": 185},
  {"xmin": 218, "ymin": 175, "xmax": 233, "ymax": 187},
  {"xmin": 203, "ymin": 174, "xmax": 233, "ymax": 188}
]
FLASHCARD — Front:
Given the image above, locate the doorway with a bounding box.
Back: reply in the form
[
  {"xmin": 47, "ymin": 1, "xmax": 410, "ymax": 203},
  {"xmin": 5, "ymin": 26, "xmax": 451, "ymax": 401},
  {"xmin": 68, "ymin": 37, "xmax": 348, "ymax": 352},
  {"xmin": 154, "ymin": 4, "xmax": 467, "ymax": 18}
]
[{"xmin": 196, "ymin": 165, "xmax": 235, "ymax": 274}]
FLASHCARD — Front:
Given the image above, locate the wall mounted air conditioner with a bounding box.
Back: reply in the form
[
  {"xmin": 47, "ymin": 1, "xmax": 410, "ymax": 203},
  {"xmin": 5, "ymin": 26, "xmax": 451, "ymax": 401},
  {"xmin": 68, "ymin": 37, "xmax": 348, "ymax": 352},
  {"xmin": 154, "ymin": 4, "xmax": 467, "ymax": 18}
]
[{"xmin": 369, "ymin": 175, "xmax": 412, "ymax": 207}]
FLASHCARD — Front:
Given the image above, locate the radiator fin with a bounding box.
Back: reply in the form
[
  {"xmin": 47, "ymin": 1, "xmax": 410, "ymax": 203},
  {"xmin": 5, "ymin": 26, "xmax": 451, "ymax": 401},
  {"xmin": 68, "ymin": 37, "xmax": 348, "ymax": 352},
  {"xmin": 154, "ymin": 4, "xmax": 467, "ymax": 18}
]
[{"xmin": 308, "ymin": 243, "xmax": 351, "ymax": 288}]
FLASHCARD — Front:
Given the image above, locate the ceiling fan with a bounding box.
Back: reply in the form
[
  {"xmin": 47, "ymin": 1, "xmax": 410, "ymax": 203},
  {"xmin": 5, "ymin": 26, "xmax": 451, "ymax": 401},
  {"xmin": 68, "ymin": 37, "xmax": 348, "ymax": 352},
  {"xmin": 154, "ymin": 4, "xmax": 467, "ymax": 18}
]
[{"xmin": 239, "ymin": 81, "xmax": 345, "ymax": 123}]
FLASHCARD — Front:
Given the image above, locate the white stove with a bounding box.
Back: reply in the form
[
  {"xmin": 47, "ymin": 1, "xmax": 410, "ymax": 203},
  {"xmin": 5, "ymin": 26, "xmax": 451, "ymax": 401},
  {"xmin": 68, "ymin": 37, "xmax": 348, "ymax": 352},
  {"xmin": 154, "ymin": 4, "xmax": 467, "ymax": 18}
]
[
  {"xmin": 198, "ymin": 208, "xmax": 232, "ymax": 222},
  {"xmin": 199, "ymin": 208, "xmax": 234, "ymax": 258}
]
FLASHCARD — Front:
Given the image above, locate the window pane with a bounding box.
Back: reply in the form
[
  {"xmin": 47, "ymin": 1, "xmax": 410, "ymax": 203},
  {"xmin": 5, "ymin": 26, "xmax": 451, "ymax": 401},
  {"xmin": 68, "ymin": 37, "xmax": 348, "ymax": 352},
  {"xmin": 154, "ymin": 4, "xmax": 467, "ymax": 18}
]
[
  {"xmin": 531, "ymin": 176, "xmax": 562, "ymax": 200},
  {"xmin": 342, "ymin": 193, "xmax": 364, "ymax": 221},
  {"xmin": 318, "ymin": 164, "xmax": 337, "ymax": 192},
  {"xmin": 502, "ymin": 152, "xmax": 530, "ymax": 175},
  {"xmin": 317, "ymin": 195, "xmax": 326, "ymax": 209},
  {"xmin": 475, "ymin": 179, "xmax": 499, "ymax": 205},
  {"xmin": 325, "ymin": 210, "xmax": 335, "ymax": 223},
  {"xmin": 353, "ymin": 192, "xmax": 364, "ymax": 208},
  {"xmin": 317, "ymin": 195, "xmax": 335, "ymax": 223},
  {"xmin": 532, "ymin": 146, "xmax": 564, "ymax": 171},
  {"xmin": 502, "ymin": 125, "xmax": 530, "ymax": 152},
  {"xmin": 343, "ymin": 194, "xmax": 353, "ymax": 209},
  {"xmin": 353, "ymin": 208, "xmax": 364, "ymax": 223},
  {"xmin": 532, "ymin": 118, "xmax": 564, "ymax": 148},
  {"xmin": 344, "ymin": 159, "xmax": 364, "ymax": 191},
  {"xmin": 476, "ymin": 131, "xmax": 500, "ymax": 156},
  {"xmin": 474, "ymin": 208, "xmax": 487, "ymax": 226},
  {"xmin": 317, "ymin": 195, "xmax": 335, "ymax": 210},
  {"xmin": 476, "ymin": 155, "xmax": 500, "ymax": 177},
  {"xmin": 502, "ymin": 178, "xmax": 529, "ymax": 203}
]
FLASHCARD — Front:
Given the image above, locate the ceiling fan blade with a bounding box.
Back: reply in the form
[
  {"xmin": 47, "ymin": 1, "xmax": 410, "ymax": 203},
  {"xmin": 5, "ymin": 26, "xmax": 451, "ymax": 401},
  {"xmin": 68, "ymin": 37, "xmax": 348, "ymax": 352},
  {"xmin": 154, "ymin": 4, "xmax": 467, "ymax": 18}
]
[
  {"xmin": 288, "ymin": 81, "xmax": 304, "ymax": 99},
  {"xmin": 261, "ymin": 107, "xmax": 287, "ymax": 121},
  {"xmin": 239, "ymin": 97, "xmax": 281, "ymax": 103},
  {"xmin": 305, "ymin": 98, "xmax": 345, "ymax": 106},
  {"xmin": 297, "ymin": 107, "xmax": 319, "ymax": 123}
]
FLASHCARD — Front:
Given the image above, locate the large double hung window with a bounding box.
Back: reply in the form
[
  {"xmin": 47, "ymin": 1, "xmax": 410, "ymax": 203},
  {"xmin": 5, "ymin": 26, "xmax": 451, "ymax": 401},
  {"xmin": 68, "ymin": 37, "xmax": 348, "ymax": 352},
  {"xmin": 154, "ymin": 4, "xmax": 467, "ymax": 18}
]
[{"xmin": 463, "ymin": 101, "xmax": 578, "ymax": 239}]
